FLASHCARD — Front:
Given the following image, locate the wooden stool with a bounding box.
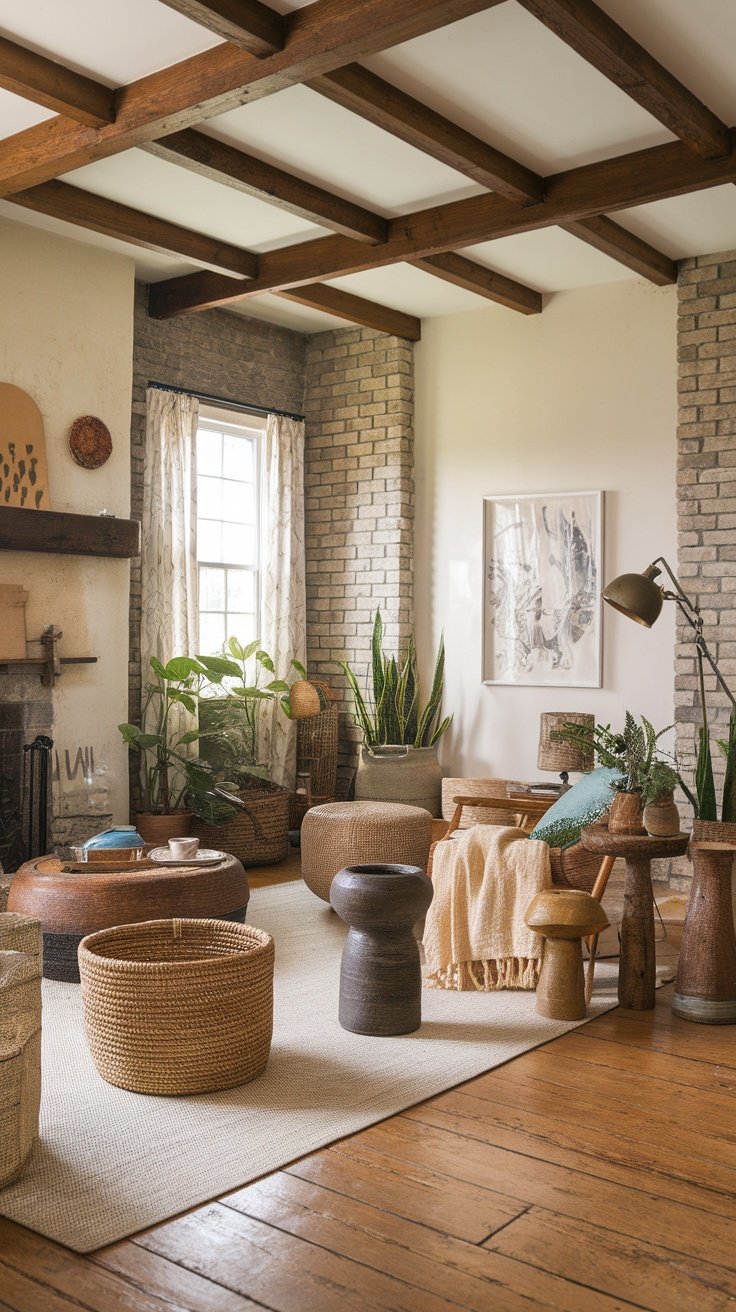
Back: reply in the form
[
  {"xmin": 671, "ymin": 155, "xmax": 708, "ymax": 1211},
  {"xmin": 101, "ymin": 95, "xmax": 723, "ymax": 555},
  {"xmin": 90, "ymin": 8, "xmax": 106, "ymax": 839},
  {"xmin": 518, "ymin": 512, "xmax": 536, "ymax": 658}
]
[
  {"xmin": 673, "ymin": 843, "xmax": 736, "ymax": 1024},
  {"xmin": 330, "ymin": 864, "xmax": 433, "ymax": 1036},
  {"xmin": 581, "ymin": 827, "xmax": 689, "ymax": 1010},
  {"xmin": 526, "ymin": 889, "xmax": 609, "ymax": 1021}
]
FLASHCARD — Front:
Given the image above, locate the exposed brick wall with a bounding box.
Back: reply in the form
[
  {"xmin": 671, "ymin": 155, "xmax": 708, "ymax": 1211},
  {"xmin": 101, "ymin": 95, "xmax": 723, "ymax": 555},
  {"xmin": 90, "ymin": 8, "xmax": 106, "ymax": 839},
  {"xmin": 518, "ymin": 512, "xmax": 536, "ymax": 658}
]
[
  {"xmin": 303, "ymin": 326, "xmax": 415, "ymax": 782},
  {"xmin": 129, "ymin": 284, "xmax": 306, "ymax": 808},
  {"xmin": 676, "ymin": 249, "xmax": 736, "ymax": 873}
]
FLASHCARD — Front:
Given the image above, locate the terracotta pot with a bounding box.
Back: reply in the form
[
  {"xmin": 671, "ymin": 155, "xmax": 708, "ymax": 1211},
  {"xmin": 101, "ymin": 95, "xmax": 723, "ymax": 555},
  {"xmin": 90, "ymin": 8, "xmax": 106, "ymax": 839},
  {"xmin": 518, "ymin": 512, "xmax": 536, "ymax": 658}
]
[
  {"xmin": 135, "ymin": 811, "xmax": 193, "ymax": 846},
  {"xmin": 608, "ymin": 790, "xmax": 645, "ymax": 835},
  {"xmin": 643, "ymin": 793, "xmax": 680, "ymax": 838}
]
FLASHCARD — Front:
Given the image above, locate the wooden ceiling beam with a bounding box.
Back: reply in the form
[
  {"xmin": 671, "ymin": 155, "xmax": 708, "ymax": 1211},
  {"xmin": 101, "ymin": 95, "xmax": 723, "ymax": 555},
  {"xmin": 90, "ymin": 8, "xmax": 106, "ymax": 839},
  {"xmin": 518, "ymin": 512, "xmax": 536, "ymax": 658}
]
[
  {"xmin": 0, "ymin": 0, "xmax": 502, "ymax": 195},
  {"xmin": 157, "ymin": 0, "xmax": 286, "ymax": 56},
  {"xmin": 147, "ymin": 131, "xmax": 736, "ymax": 316},
  {"xmin": 276, "ymin": 283, "xmax": 421, "ymax": 339},
  {"xmin": 0, "ymin": 35, "xmax": 115, "ymax": 127},
  {"xmin": 411, "ymin": 252, "xmax": 542, "ymax": 313},
  {"xmin": 8, "ymin": 180, "xmax": 259, "ymax": 279},
  {"xmin": 145, "ymin": 129, "xmax": 387, "ymax": 244},
  {"xmin": 563, "ymin": 216, "xmax": 677, "ymax": 285},
  {"xmin": 311, "ymin": 63, "xmax": 543, "ymax": 205},
  {"xmin": 518, "ymin": 0, "xmax": 730, "ymax": 159}
]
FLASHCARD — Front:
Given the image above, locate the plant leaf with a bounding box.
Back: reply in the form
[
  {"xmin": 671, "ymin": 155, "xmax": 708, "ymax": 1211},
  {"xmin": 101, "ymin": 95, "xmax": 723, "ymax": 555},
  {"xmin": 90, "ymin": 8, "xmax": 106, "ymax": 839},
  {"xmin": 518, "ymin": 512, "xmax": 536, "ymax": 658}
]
[
  {"xmin": 722, "ymin": 709, "xmax": 736, "ymax": 822},
  {"xmin": 291, "ymin": 658, "xmax": 307, "ymax": 678},
  {"xmin": 149, "ymin": 656, "xmax": 167, "ymax": 681},
  {"xmin": 372, "ymin": 609, "xmax": 385, "ymax": 712},
  {"xmin": 163, "ymin": 656, "xmax": 201, "ymax": 682},
  {"xmin": 696, "ymin": 726, "xmax": 717, "ymax": 821},
  {"xmin": 256, "ymin": 650, "xmax": 275, "ymax": 672}
]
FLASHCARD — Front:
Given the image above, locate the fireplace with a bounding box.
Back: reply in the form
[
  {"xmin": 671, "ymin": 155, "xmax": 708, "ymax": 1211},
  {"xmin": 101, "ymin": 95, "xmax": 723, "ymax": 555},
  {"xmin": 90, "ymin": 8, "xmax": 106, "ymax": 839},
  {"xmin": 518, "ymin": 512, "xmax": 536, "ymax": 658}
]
[{"xmin": 0, "ymin": 673, "xmax": 53, "ymax": 872}]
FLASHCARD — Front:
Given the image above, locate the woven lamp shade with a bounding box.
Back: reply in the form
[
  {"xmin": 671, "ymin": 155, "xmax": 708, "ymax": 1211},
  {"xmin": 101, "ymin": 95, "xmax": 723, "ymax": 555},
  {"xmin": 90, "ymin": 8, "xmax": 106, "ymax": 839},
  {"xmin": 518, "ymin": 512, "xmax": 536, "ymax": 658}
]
[{"xmin": 537, "ymin": 712, "xmax": 595, "ymax": 774}]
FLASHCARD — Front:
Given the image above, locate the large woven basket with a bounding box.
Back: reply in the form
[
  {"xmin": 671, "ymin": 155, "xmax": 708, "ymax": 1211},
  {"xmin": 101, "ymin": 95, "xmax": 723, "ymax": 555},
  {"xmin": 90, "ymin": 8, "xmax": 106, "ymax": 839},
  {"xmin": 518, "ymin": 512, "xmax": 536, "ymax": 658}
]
[
  {"xmin": 78, "ymin": 918, "xmax": 274, "ymax": 1095},
  {"xmin": 193, "ymin": 779, "xmax": 289, "ymax": 866}
]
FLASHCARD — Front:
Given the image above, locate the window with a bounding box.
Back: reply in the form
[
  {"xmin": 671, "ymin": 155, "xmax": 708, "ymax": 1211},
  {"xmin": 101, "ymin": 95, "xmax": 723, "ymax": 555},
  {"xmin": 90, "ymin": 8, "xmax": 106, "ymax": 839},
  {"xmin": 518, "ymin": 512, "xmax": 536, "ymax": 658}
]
[{"xmin": 196, "ymin": 407, "xmax": 264, "ymax": 655}]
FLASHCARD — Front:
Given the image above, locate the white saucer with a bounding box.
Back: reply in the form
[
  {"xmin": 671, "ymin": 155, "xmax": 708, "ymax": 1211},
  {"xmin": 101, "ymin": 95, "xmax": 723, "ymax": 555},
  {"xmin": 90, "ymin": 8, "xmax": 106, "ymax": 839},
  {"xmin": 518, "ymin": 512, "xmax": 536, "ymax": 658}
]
[{"xmin": 149, "ymin": 847, "xmax": 226, "ymax": 866}]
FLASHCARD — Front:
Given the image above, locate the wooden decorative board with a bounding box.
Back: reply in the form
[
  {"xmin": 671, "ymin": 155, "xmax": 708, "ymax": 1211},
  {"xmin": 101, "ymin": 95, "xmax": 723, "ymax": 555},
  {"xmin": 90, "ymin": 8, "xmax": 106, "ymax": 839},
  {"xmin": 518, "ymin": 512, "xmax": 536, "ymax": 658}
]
[
  {"xmin": 0, "ymin": 384, "xmax": 50, "ymax": 509},
  {"xmin": 68, "ymin": 415, "xmax": 112, "ymax": 469}
]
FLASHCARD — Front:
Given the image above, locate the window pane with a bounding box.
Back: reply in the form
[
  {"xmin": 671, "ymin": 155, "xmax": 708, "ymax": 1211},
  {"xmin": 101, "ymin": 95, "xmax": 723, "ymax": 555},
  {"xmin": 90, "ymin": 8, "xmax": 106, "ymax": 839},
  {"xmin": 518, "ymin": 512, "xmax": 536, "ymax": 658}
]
[
  {"xmin": 223, "ymin": 522, "xmax": 255, "ymax": 566},
  {"xmin": 222, "ymin": 480, "xmax": 256, "ymax": 524},
  {"xmin": 199, "ymin": 566, "xmax": 225, "ymax": 611},
  {"xmin": 197, "ymin": 429, "xmax": 222, "ymax": 475},
  {"xmin": 223, "ymin": 433, "xmax": 254, "ymax": 482},
  {"xmin": 226, "ymin": 613, "xmax": 255, "ymax": 647},
  {"xmin": 198, "ymin": 476, "xmax": 222, "ymax": 520},
  {"xmin": 227, "ymin": 568, "xmax": 255, "ymax": 611},
  {"xmin": 198, "ymin": 519, "xmax": 223, "ymax": 563},
  {"xmin": 199, "ymin": 611, "xmax": 226, "ymax": 654}
]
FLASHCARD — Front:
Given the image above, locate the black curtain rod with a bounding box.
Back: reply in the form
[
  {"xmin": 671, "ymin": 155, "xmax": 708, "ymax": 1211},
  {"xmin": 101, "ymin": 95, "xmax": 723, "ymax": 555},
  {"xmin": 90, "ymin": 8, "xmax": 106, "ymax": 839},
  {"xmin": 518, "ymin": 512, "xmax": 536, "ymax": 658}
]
[{"xmin": 147, "ymin": 380, "xmax": 304, "ymax": 423}]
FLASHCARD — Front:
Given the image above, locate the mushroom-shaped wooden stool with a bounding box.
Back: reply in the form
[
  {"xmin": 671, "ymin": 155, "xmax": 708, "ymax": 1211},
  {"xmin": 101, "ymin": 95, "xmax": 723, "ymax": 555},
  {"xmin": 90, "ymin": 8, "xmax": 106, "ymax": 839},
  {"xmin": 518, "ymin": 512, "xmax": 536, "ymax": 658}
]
[{"xmin": 525, "ymin": 888, "xmax": 609, "ymax": 1021}]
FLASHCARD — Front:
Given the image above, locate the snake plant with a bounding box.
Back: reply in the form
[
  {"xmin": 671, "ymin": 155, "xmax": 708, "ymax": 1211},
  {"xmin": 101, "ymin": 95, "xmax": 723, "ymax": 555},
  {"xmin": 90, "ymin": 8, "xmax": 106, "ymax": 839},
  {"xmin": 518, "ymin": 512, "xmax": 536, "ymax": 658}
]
[{"xmin": 339, "ymin": 609, "xmax": 451, "ymax": 750}]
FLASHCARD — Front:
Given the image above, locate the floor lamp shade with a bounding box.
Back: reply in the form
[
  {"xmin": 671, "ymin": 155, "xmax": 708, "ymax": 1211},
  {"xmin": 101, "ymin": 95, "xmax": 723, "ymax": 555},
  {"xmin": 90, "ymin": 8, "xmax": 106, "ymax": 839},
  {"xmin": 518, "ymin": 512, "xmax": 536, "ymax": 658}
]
[{"xmin": 537, "ymin": 712, "xmax": 595, "ymax": 775}]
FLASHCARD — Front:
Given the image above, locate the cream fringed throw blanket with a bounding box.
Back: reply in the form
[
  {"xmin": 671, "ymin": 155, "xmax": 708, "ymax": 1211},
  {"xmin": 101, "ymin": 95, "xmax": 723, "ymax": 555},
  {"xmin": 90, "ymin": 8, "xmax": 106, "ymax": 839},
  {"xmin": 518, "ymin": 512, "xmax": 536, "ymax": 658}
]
[{"xmin": 423, "ymin": 825, "xmax": 552, "ymax": 990}]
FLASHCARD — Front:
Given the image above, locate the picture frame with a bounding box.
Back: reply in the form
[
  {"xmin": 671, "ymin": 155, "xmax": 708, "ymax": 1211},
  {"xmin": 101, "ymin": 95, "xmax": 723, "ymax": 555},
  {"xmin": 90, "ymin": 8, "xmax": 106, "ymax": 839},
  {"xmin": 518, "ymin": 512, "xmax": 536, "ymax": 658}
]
[{"xmin": 482, "ymin": 490, "xmax": 604, "ymax": 688}]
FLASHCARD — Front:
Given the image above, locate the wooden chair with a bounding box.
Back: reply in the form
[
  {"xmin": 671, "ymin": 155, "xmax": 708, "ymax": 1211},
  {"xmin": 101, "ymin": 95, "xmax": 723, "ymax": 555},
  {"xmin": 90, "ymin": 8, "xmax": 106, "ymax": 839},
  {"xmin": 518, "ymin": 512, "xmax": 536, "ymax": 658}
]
[{"xmin": 429, "ymin": 794, "xmax": 615, "ymax": 1001}]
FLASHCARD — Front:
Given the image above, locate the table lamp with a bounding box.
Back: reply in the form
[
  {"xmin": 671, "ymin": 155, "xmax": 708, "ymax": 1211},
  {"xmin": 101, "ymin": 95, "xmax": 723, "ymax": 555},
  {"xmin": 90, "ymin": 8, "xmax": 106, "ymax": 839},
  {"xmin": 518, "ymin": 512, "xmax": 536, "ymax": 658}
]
[{"xmin": 537, "ymin": 711, "xmax": 595, "ymax": 789}]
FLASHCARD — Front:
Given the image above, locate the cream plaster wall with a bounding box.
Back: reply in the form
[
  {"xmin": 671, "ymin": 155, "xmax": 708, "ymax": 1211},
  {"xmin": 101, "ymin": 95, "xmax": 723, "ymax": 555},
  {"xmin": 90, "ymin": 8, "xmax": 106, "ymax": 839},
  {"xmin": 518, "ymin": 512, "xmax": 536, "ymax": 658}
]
[
  {"xmin": 414, "ymin": 278, "xmax": 678, "ymax": 784},
  {"xmin": 0, "ymin": 216, "xmax": 135, "ymax": 823}
]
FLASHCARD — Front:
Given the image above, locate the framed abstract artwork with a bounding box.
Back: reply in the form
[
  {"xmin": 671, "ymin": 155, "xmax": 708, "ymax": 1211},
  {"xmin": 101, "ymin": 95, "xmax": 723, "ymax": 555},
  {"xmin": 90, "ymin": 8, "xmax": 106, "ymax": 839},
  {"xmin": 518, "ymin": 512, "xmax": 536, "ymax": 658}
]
[{"xmin": 482, "ymin": 490, "xmax": 604, "ymax": 687}]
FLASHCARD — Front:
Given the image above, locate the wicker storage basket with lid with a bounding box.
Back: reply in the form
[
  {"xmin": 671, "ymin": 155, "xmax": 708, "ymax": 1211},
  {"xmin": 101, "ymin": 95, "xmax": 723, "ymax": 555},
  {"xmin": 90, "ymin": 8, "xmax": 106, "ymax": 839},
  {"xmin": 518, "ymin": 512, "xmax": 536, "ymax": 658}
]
[{"xmin": 78, "ymin": 918, "xmax": 274, "ymax": 1095}]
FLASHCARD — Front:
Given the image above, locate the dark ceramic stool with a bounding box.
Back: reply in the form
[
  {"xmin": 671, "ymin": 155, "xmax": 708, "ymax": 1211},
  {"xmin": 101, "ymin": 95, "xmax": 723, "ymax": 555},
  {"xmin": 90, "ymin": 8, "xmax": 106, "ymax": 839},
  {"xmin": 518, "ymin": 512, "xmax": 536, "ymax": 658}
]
[{"xmin": 330, "ymin": 863, "xmax": 433, "ymax": 1036}]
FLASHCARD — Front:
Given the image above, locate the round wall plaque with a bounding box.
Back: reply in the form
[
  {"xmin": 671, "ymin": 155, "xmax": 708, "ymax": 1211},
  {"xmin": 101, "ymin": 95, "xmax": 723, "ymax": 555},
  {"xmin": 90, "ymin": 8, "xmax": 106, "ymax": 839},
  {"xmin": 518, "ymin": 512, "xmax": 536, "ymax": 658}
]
[{"xmin": 68, "ymin": 416, "xmax": 112, "ymax": 469}]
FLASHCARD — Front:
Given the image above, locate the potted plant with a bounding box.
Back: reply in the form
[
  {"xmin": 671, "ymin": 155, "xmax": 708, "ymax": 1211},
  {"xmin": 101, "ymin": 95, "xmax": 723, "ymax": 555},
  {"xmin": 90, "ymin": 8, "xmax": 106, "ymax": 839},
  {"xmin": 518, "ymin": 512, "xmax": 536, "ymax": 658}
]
[
  {"xmin": 190, "ymin": 637, "xmax": 315, "ymax": 864},
  {"xmin": 555, "ymin": 713, "xmax": 680, "ymax": 835},
  {"xmin": 339, "ymin": 609, "xmax": 451, "ymax": 816},
  {"xmin": 118, "ymin": 656, "xmax": 218, "ymax": 845},
  {"xmin": 639, "ymin": 758, "xmax": 681, "ymax": 838}
]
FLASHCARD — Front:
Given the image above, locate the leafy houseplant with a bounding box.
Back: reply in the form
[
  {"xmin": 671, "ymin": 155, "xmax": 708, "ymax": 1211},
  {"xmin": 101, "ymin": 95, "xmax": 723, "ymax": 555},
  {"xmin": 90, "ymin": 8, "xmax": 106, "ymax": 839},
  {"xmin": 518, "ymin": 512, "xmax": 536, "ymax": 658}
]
[
  {"xmin": 118, "ymin": 656, "xmax": 219, "ymax": 843},
  {"xmin": 339, "ymin": 609, "xmax": 451, "ymax": 750},
  {"xmin": 554, "ymin": 713, "xmax": 681, "ymax": 835}
]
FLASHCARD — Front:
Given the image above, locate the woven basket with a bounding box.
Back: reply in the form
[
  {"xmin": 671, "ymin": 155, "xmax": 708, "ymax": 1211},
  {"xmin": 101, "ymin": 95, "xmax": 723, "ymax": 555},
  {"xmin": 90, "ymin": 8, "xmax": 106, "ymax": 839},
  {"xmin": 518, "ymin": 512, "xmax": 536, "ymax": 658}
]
[
  {"xmin": 79, "ymin": 918, "xmax": 274, "ymax": 1095},
  {"xmin": 193, "ymin": 779, "xmax": 289, "ymax": 866},
  {"xmin": 692, "ymin": 820, "xmax": 736, "ymax": 844},
  {"xmin": 290, "ymin": 694, "xmax": 339, "ymax": 830},
  {"xmin": 441, "ymin": 778, "xmax": 514, "ymax": 827}
]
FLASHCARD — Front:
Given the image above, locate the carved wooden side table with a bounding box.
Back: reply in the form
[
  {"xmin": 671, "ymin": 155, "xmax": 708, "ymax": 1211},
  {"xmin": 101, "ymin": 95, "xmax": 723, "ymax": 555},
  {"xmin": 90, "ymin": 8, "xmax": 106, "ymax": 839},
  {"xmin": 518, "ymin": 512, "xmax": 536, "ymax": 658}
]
[
  {"xmin": 673, "ymin": 842, "xmax": 736, "ymax": 1024},
  {"xmin": 581, "ymin": 826, "xmax": 689, "ymax": 1010},
  {"xmin": 330, "ymin": 863, "xmax": 433, "ymax": 1036}
]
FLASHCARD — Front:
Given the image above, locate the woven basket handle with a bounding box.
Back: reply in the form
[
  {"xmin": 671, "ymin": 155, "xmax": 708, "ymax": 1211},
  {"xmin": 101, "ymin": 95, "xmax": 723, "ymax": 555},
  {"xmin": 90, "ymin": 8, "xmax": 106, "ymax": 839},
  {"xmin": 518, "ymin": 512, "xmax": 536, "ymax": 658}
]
[{"xmin": 173, "ymin": 918, "xmax": 183, "ymax": 939}]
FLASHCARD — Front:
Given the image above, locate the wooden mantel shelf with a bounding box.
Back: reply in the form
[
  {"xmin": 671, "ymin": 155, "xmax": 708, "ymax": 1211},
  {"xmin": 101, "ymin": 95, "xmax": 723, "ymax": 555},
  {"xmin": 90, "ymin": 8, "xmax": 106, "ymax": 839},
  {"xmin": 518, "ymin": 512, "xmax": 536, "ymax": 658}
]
[{"xmin": 0, "ymin": 506, "xmax": 141, "ymax": 558}]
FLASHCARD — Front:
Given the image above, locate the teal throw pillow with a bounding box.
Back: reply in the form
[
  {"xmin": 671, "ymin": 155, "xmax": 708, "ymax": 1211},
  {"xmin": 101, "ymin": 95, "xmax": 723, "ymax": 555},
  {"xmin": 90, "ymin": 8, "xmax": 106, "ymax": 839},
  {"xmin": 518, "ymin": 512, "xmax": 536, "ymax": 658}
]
[{"xmin": 529, "ymin": 766, "xmax": 623, "ymax": 850}]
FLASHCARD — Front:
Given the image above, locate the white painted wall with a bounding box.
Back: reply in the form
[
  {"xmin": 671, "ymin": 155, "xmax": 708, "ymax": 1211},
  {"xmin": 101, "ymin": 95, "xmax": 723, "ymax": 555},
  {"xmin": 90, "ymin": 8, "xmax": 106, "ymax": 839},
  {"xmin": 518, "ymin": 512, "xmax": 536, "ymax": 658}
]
[
  {"xmin": 414, "ymin": 278, "xmax": 677, "ymax": 783},
  {"xmin": 0, "ymin": 216, "xmax": 135, "ymax": 822}
]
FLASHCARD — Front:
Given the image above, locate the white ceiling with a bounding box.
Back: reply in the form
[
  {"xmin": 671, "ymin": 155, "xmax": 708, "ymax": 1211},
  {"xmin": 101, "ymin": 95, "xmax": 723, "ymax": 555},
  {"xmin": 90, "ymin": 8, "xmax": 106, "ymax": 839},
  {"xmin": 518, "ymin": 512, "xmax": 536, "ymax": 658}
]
[{"xmin": 0, "ymin": 0, "xmax": 734, "ymax": 333}]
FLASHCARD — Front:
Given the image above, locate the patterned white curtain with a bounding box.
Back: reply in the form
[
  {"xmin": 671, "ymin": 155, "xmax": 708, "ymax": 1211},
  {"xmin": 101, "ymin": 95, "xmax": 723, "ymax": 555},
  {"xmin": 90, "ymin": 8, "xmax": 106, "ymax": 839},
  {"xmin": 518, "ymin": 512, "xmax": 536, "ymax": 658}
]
[
  {"xmin": 140, "ymin": 388, "xmax": 199, "ymax": 743},
  {"xmin": 258, "ymin": 413, "xmax": 306, "ymax": 788}
]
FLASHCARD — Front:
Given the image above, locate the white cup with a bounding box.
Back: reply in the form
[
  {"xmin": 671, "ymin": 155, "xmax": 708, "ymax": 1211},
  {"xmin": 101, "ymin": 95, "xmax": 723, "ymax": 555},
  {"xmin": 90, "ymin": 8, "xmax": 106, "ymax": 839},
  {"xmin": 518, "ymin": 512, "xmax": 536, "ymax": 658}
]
[{"xmin": 168, "ymin": 837, "xmax": 200, "ymax": 860}]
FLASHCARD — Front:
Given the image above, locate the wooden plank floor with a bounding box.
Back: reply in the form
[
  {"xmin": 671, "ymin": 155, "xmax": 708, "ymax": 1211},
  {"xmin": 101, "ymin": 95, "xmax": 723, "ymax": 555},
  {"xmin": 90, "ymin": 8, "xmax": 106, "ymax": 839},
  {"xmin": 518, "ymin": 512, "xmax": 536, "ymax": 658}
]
[{"xmin": 1, "ymin": 861, "xmax": 735, "ymax": 1311}]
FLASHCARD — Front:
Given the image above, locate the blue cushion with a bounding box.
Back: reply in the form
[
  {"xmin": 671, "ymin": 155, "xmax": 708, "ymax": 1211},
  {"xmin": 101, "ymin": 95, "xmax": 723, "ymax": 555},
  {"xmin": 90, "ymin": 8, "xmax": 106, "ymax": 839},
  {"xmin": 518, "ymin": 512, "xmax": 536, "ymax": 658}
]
[{"xmin": 529, "ymin": 767, "xmax": 623, "ymax": 850}]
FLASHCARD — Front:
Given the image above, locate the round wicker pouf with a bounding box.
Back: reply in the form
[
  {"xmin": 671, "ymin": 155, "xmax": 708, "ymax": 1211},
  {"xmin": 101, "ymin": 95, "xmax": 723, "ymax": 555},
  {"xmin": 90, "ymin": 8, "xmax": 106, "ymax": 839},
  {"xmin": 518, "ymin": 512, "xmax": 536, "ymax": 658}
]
[
  {"xmin": 78, "ymin": 918, "xmax": 274, "ymax": 1095},
  {"xmin": 300, "ymin": 800, "xmax": 432, "ymax": 903}
]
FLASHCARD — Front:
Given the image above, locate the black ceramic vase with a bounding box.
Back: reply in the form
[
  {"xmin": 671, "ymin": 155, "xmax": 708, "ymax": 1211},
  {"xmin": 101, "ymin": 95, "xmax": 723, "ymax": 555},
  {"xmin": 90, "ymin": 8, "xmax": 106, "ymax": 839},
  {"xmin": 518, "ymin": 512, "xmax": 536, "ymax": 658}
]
[{"xmin": 330, "ymin": 863, "xmax": 433, "ymax": 1036}]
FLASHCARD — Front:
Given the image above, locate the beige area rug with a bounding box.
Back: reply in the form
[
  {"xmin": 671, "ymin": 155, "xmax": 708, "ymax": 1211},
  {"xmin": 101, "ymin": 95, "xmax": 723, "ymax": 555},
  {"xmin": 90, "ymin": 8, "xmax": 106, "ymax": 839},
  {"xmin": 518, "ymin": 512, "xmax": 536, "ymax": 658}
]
[{"xmin": 0, "ymin": 881, "xmax": 673, "ymax": 1252}]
